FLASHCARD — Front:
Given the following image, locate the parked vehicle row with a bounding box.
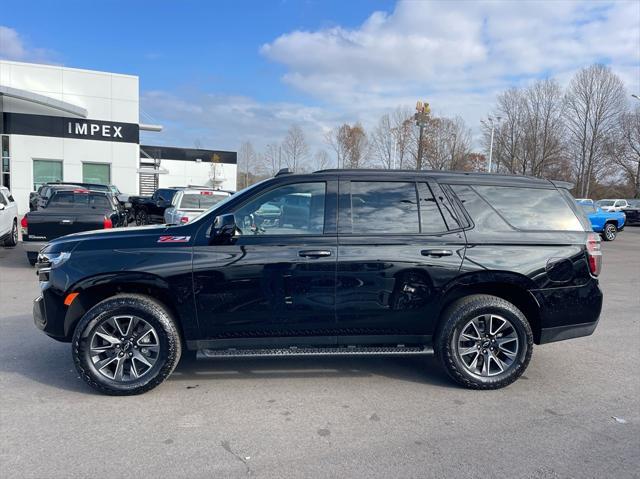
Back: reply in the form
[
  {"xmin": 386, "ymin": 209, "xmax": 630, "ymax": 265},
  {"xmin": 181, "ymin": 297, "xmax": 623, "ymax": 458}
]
[
  {"xmin": 32, "ymin": 169, "xmax": 604, "ymax": 395},
  {"xmin": 577, "ymin": 201, "xmax": 626, "ymax": 241},
  {"xmin": 22, "ymin": 188, "xmax": 127, "ymax": 265}
]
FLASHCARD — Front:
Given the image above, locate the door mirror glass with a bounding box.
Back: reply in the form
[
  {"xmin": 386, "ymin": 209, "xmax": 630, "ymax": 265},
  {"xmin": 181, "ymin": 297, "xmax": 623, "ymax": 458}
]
[{"xmin": 211, "ymin": 214, "xmax": 239, "ymax": 244}]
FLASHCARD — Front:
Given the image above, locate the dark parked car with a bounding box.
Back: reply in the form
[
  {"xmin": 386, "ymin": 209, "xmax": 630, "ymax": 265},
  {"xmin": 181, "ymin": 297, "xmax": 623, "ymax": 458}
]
[
  {"xmin": 624, "ymin": 199, "xmax": 640, "ymax": 225},
  {"xmin": 129, "ymin": 188, "xmax": 181, "ymax": 225},
  {"xmin": 32, "ymin": 169, "xmax": 603, "ymax": 395},
  {"xmin": 22, "ymin": 188, "xmax": 126, "ymax": 265}
]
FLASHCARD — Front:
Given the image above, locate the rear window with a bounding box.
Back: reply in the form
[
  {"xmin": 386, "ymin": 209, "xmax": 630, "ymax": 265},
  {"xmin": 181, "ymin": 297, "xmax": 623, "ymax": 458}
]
[
  {"xmin": 48, "ymin": 192, "xmax": 112, "ymax": 208},
  {"xmin": 179, "ymin": 193, "xmax": 228, "ymax": 209},
  {"xmin": 471, "ymin": 185, "xmax": 583, "ymax": 231}
]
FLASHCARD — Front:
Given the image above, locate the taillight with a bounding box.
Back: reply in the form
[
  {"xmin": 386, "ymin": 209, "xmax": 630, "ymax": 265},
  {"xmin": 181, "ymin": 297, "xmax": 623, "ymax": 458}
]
[
  {"xmin": 586, "ymin": 233, "xmax": 602, "ymax": 276},
  {"xmin": 103, "ymin": 216, "xmax": 113, "ymax": 229},
  {"xmin": 180, "ymin": 216, "xmax": 189, "ymax": 224},
  {"xmin": 20, "ymin": 215, "xmax": 28, "ymax": 235}
]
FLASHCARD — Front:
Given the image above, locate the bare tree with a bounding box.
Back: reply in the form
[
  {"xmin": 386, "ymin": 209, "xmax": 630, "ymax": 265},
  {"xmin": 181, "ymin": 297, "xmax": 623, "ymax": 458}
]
[
  {"xmin": 564, "ymin": 64, "xmax": 627, "ymax": 197},
  {"xmin": 311, "ymin": 149, "xmax": 331, "ymax": 171},
  {"xmin": 237, "ymin": 141, "xmax": 257, "ymax": 189},
  {"xmin": 263, "ymin": 143, "xmax": 282, "ymax": 176},
  {"xmin": 391, "ymin": 107, "xmax": 414, "ymax": 169},
  {"xmin": 371, "ymin": 114, "xmax": 395, "ymax": 168},
  {"xmin": 282, "ymin": 125, "xmax": 309, "ymax": 172},
  {"xmin": 614, "ymin": 106, "xmax": 640, "ymax": 198},
  {"xmin": 325, "ymin": 125, "xmax": 350, "ymax": 168},
  {"xmin": 326, "ymin": 123, "xmax": 369, "ymax": 168}
]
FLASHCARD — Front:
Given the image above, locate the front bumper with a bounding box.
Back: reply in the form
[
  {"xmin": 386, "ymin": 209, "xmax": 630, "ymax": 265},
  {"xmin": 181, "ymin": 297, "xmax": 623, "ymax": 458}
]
[{"xmin": 22, "ymin": 240, "xmax": 46, "ymax": 253}]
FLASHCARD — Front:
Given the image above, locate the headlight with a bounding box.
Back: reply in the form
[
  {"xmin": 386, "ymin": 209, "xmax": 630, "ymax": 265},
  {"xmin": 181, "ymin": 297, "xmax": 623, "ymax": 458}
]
[{"xmin": 36, "ymin": 252, "xmax": 71, "ymax": 281}]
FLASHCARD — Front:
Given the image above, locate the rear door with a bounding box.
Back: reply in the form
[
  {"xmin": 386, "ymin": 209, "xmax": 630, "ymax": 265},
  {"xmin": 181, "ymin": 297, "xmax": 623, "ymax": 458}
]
[{"xmin": 335, "ymin": 177, "xmax": 466, "ymax": 340}]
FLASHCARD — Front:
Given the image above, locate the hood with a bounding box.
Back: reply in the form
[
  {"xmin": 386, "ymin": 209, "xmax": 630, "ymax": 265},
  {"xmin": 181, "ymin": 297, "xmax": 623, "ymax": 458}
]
[{"xmin": 42, "ymin": 223, "xmax": 186, "ymax": 254}]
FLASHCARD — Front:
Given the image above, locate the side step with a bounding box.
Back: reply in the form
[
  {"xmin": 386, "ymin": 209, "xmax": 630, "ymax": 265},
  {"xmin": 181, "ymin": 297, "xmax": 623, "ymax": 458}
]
[{"xmin": 197, "ymin": 345, "xmax": 434, "ymax": 359}]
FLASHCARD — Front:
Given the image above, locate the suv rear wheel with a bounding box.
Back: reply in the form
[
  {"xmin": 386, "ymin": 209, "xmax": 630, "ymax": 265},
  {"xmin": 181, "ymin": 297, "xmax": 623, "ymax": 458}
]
[
  {"xmin": 436, "ymin": 294, "xmax": 533, "ymax": 389},
  {"xmin": 72, "ymin": 294, "xmax": 182, "ymax": 395}
]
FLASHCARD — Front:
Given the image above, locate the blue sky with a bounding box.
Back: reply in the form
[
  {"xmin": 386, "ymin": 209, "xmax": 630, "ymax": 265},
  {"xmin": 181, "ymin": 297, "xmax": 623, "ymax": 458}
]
[{"xmin": 1, "ymin": 0, "xmax": 639, "ymax": 158}]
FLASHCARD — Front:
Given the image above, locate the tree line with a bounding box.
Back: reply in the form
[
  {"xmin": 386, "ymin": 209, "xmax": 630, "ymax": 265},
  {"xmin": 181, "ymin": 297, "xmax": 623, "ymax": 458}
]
[{"xmin": 236, "ymin": 63, "xmax": 639, "ymax": 199}]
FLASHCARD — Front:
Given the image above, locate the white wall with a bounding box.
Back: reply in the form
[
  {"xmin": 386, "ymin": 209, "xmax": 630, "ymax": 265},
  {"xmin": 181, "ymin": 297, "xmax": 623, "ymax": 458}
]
[
  {"xmin": 158, "ymin": 160, "xmax": 237, "ymax": 191},
  {"xmin": 1, "ymin": 60, "xmax": 141, "ymax": 213}
]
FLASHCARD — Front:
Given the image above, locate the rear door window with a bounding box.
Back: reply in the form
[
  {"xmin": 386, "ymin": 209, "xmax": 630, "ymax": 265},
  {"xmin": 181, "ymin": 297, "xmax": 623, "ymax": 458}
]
[
  {"xmin": 351, "ymin": 181, "xmax": 419, "ymax": 234},
  {"xmin": 469, "ymin": 185, "xmax": 583, "ymax": 231},
  {"xmin": 417, "ymin": 183, "xmax": 448, "ymax": 233}
]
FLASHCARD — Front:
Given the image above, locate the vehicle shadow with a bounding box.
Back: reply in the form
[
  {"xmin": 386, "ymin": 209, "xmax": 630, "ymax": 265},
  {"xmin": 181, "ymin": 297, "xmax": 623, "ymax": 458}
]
[
  {"xmin": 1, "ymin": 333, "xmax": 454, "ymax": 395},
  {"xmin": 170, "ymin": 353, "xmax": 453, "ymax": 388}
]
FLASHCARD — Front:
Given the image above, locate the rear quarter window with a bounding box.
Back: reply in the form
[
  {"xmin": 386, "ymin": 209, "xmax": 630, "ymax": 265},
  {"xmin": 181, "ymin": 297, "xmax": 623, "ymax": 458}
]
[{"xmin": 469, "ymin": 185, "xmax": 584, "ymax": 231}]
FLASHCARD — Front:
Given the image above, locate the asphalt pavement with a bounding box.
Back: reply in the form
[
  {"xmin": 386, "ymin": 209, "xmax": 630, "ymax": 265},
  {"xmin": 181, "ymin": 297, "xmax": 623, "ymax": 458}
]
[{"xmin": 1, "ymin": 229, "xmax": 639, "ymax": 478}]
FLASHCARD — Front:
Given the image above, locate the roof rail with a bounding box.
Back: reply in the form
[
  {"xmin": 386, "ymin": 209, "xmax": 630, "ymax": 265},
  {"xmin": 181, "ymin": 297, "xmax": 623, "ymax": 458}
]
[{"xmin": 276, "ymin": 168, "xmax": 293, "ymax": 176}]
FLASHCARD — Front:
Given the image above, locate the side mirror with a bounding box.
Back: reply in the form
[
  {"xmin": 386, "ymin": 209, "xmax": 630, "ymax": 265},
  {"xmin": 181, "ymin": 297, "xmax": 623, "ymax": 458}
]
[{"xmin": 210, "ymin": 214, "xmax": 239, "ymax": 244}]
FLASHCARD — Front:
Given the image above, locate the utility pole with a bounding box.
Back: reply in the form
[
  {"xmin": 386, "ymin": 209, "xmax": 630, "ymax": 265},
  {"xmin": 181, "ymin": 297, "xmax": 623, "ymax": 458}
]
[
  {"xmin": 483, "ymin": 116, "xmax": 502, "ymax": 173},
  {"xmin": 414, "ymin": 101, "xmax": 431, "ymax": 170}
]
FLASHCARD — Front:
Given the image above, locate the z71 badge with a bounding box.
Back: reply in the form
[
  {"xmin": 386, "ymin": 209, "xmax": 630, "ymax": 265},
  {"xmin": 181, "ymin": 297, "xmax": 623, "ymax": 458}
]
[{"xmin": 157, "ymin": 235, "xmax": 191, "ymax": 243}]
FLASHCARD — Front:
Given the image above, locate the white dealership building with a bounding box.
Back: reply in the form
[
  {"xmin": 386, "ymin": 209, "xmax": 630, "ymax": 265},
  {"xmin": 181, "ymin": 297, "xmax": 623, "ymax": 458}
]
[{"xmin": 0, "ymin": 60, "xmax": 237, "ymax": 213}]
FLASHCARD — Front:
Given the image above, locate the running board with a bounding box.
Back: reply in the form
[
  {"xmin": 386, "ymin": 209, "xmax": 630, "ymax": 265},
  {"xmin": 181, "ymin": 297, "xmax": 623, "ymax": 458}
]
[{"xmin": 197, "ymin": 345, "xmax": 434, "ymax": 359}]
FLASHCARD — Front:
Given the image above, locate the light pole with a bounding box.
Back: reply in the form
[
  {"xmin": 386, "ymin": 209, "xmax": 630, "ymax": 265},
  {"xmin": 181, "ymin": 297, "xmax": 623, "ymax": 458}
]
[
  {"xmin": 414, "ymin": 101, "xmax": 431, "ymax": 170},
  {"xmin": 483, "ymin": 116, "xmax": 502, "ymax": 173}
]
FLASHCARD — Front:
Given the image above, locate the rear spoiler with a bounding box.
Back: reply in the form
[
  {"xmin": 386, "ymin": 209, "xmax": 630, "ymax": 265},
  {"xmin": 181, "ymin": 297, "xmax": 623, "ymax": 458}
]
[{"xmin": 549, "ymin": 179, "xmax": 575, "ymax": 190}]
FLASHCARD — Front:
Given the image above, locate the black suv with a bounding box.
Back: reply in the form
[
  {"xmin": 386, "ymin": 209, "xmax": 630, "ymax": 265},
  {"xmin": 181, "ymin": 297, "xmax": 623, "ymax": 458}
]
[{"xmin": 33, "ymin": 170, "xmax": 603, "ymax": 395}]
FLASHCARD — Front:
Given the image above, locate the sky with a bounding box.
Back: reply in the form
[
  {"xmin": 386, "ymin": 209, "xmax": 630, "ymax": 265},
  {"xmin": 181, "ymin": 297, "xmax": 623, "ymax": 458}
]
[{"xmin": 1, "ymin": 0, "xmax": 639, "ymax": 159}]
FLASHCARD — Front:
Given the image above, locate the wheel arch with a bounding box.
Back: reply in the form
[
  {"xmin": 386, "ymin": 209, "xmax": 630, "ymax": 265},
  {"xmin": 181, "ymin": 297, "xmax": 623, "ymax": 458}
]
[
  {"xmin": 435, "ymin": 272, "xmax": 543, "ymax": 344},
  {"xmin": 63, "ymin": 272, "xmax": 189, "ymax": 344}
]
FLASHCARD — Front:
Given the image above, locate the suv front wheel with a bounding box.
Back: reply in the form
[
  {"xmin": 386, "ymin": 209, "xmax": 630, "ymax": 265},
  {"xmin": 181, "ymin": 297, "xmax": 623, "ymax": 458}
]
[
  {"xmin": 436, "ymin": 294, "xmax": 533, "ymax": 389},
  {"xmin": 72, "ymin": 294, "xmax": 182, "ymax": 395}
]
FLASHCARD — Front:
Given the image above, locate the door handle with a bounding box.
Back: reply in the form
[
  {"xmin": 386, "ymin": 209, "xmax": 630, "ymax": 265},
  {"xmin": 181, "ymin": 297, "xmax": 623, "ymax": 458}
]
[
  {"xmin": 299, "ymin": 250, "xmax": 332, "ymax": 258},
  {"xmin": 421, "ymin": 249, "xmax": 453, "ymax": 258}
]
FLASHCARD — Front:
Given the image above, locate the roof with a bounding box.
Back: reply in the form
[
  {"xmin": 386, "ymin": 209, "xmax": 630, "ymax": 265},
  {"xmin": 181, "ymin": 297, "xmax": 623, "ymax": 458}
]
[{"xmin": 306, "ymin": 168, "xmax": 555, "ymax": 187}]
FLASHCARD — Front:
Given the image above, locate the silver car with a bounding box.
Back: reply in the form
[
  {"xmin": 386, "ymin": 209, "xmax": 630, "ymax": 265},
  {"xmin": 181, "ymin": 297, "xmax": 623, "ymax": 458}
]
[{"xmin": 164, "ymin": 188, "xmax": 231, "ymax": 225}]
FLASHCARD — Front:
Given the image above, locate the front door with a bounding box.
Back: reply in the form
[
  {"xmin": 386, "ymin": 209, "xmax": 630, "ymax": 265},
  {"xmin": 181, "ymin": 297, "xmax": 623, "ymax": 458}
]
[
  {"xmin": 193, "ymin": 179, "xmax": 338, "ymax": 341},
  {"xmin": 335, "ymin": 179, "xmax": 465, "ymax": 340}
]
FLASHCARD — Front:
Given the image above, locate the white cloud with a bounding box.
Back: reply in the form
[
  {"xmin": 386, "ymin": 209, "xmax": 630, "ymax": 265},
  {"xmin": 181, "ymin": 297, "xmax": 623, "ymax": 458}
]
[
  {"xmin": 144, "ymin": 1, "xmax": 638, "ymax": 156},
  {"xmin": 0, "ymin": 26, "xmax": 56, "ymax": 63},
  {"xmin": 260, "ymin": 0, "xmax": 640, "ymax": 144}
]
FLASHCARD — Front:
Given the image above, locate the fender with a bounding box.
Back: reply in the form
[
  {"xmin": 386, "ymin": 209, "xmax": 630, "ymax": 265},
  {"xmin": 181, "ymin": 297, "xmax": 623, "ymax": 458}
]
[{"xmin": 63, "ymin": 271, "xmax": 198, "ymax": 341}]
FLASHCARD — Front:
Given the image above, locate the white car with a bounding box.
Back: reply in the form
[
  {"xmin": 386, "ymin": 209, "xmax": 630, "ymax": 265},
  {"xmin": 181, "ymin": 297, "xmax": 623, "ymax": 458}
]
[
  {"xmin": 0, "ymin": 186, "xmax": 19, "ymax": 247},
  {"xmin": 596, "ymin": 199, "xmax": 628, "ymax": 212},
  {"xmin": 164, "ymin": 188, "xmax": 231, "ymax": 225}
]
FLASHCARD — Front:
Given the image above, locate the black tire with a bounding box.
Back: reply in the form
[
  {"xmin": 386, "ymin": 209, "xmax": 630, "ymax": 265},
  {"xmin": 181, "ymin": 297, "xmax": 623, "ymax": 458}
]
[
  {"xmin": 3, "ymin": 219, "xmax": 17, "ymax": 247},
  {"xmin": 72, "ymin": 294, "xmax": 182, "ymax": 395},
  {"xmin": 601, "ymin": 222, "xmax": 617, "ymax": 241},
  {"xmin": 27, "ymin": 252, "xmax": 37, "ymax": 266},
  {"xmin": 135, "ymin": 208, "xmax": 149, "ymax": 226},
  {"xmin": 435, "ymin": 294, "xmax": 533, "ymax": 390}
]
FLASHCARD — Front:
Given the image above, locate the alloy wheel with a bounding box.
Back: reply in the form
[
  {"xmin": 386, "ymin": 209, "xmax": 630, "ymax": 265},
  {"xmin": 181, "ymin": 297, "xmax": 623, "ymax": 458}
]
[
  {"xmin": 135, "ymin": 210, "xmax": 148, "ymax": 226},
  {"xmin": 456, "ymin": 314, "xmax": 519, "ymax": 377},
  {"xmin": 11, "ymin": 221, "xmax": 18, "ymax": 244},
  {"xmin": 89, "ymin": 315, "xmax": 160, "ymax": 382},
  {"xmin": 605, "ymin": 224, "xmax": 616, "ymax": 240}
]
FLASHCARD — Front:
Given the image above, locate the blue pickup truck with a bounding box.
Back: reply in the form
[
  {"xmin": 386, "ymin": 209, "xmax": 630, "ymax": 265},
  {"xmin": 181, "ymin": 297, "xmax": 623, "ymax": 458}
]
[{"xmin": 577, "ymin": 201, "xmax": 626, "ymax": 241}]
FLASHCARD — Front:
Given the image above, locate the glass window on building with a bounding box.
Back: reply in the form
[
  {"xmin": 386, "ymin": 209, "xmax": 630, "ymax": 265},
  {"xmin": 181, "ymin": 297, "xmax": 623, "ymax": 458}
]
[
  {"xmin": 1, "ymin": 136, "xmax": 9, "ymax": 190},
  {"xmin": 33, "ymin": 159, "xmax": 63, "ymax": 190},
  {"xmin": 82, "ymin": 163, "xmax": 111, "ymax": 185}
]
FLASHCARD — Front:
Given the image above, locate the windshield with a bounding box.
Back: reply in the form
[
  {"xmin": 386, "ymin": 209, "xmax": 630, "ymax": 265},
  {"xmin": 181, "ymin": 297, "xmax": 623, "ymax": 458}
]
[
  {"xmin": 597, "ymin": 200, "xmax": 614, "ymax": 206},
  {"xmin": 580, "ymin": 204, "xmax": 596, "ymax": 214},
  {"xmin": 187, "ymin": 180, "xmax": 269, "ymax": 224},
  {"xmin": 179, "ymin": 192, "xmax": 228, "ymax": 209}
]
